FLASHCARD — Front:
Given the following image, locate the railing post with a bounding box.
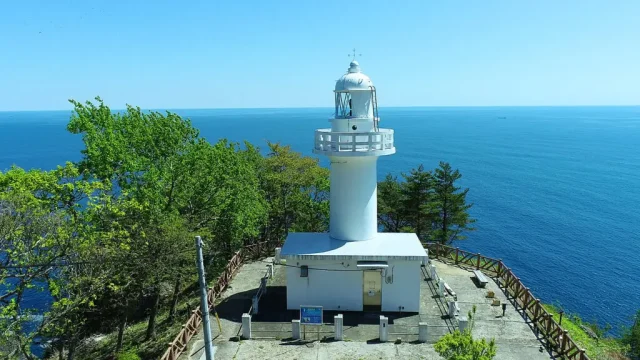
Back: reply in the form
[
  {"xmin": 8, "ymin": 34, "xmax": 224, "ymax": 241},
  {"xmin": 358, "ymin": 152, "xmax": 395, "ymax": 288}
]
[
  {"xmin": 579, "ymin": 349, "xmax": 586, "ymax": 360},
  {"xmin": 497, "ymin": 260, "xmax": 503, "ymax": 277},
  {"xmin": 513, "ymin": 279, "xmax": 521, "ymax": 305},
  {"xmin": 476, "ymin": 253, "xmax": 481, "ymax": 269},
  {"xmin": 455, "ymin": 248, "xmax": 460, "ymax": 264},
  {"xmin": 523, "ymin": 289, "xmax": 530, "ymax": 311},
  {"xmin": 561, "ymin": 330, "xmax": 569, "ymax": 355}
]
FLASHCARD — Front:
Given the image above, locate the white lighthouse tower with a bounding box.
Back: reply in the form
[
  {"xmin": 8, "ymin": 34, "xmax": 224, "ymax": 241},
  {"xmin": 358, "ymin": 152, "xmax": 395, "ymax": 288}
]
[{"xmin": 280, "ymin": 61, "xmax": 427, "ymax": 312}]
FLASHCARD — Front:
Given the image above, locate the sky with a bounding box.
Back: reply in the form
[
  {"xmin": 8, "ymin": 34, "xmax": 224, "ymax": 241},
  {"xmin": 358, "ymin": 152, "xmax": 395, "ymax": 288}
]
[{"xmin": 1, "ymin": 0, "xmax": 639, "ymax": 111}]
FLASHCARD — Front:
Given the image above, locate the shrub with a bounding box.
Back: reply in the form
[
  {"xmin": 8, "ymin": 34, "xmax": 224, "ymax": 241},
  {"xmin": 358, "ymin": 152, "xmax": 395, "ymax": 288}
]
[
  {"xmin": 623, "ymin": 310, "xmax": 640, "ymax": 358},
  {"xmin": 117, "ymin": 350, "xmax": 141, "ymax": 360},
  {"xmin": 434, "ymin": 305, "xmax": 497, "ymax": 360}
]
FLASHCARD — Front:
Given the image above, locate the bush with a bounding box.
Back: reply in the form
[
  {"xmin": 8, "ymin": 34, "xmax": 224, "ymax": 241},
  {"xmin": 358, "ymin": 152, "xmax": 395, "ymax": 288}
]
[
  {"xmin": 623, "ymin": 310, "xmax": 640, "ymax": 358},
  {"xmin": 117, "ymin": 350, "xmax": 141, "ymax": 360},
  {"xmin": 434, "ymin": 305, "xmax": 497, "ymax": 360}
]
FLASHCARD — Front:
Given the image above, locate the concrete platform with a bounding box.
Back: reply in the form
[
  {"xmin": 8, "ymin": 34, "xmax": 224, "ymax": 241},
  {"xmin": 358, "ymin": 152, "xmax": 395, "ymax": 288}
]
[{"xmin": 182, "ymin": 257, "xmax": 552, "ymax": 360}]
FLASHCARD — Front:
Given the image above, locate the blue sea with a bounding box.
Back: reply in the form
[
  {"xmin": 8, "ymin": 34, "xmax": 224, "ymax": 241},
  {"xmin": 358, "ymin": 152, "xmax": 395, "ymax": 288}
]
[{"xmin": 1, "ymin": 106, "xmax": 639, "ymax": 335}]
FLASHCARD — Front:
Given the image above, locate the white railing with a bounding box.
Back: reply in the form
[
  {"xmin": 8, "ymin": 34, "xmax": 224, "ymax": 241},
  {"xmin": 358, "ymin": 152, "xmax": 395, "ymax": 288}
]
[{"xmin": 314, "ymin": 128, "xmax": 394, "ymax": 153}]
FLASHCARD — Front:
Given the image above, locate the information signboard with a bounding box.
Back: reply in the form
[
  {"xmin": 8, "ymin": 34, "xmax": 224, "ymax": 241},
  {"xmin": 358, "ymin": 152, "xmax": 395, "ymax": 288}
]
[{"xmin": 300, "ymin": 305, "xmax": 323, "ymax": 325}]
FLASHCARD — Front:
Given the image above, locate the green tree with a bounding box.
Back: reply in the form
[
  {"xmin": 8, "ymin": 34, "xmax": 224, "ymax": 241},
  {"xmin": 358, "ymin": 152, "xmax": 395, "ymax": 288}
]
[
  {"xmin": 623, "ymin": 309, "xmax": 640, "ymax": 358},
  {"xmin": 259, "ymin": 142, "xmax": 330, "ymax": 242},
  {"xmin": 66, "ymin": 97, "xmax": 267, "ymax": 343},
  {"xmin": 431, "ymin": 162, "xmax": 476, "ymax": 244},
  {"xmin": 434, "ymin": 306, "xmax": 497, "ymax": 360},
  {"xmin": 378, "ymin": 162, "xmax": 474, "ymax": 244},
  {"xmin": 378, "ymin": 174, "xmax": 408, "ymax": 232},
  {"xmin": 401, "ymin": 165, "xmax": 436, "ymax": 241},
  {"xmin": 67, "ymin": 97, "xmax": 200, "ymax": 341},
  {"xmin": 0, "ymin": 164, "xmax": 103, "ymax": 360}
]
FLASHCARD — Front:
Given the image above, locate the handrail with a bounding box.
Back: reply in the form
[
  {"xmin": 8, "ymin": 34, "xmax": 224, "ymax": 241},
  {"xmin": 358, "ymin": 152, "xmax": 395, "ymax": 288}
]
[
  {"xmin": 160, "ymin": 240, "xmax": 278, "ymax": 360},
  {"xmin": 314, "ymin": 129, "xmax": 394, "ymax": 153},
  {"xmin": 424, "ymin": 243, "xmax": 589, "ymax": 360}
]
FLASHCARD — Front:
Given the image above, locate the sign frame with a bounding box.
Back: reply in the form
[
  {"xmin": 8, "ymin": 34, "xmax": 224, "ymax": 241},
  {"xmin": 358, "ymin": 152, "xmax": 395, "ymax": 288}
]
[{"xmin": 300, "ymin": 305, "xmax": 323, "ymax": 326}]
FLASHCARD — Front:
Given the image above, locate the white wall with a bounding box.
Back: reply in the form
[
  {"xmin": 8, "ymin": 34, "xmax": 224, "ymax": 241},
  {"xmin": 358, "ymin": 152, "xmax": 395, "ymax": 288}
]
[
  {"xmin": 329, "ymin": 157, "xmax": 378, "ymax": 241},
  {"xmin": 381, "ymin": 260, "xmax": 421, "ymax": 312},
  {"xmin": 286, "ymin": 259, "xmax": 363, "ymax": 311},
  {"xmin": 286, "ymin": 259, "xmax": 423, "ymax": 313}
]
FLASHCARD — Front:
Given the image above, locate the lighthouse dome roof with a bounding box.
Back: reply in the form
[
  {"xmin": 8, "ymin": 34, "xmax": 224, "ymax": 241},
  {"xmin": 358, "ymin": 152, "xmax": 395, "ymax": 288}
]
[{"xmin": 335, "ymin": 61, "xmax": 374, "ymax": 92}]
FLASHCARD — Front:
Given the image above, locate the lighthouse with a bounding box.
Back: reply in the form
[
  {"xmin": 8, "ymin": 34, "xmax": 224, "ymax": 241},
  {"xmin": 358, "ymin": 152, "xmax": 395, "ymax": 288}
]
[{"xmin": 280, "ymin": 61, "xmax": 427, "ymax": 312}]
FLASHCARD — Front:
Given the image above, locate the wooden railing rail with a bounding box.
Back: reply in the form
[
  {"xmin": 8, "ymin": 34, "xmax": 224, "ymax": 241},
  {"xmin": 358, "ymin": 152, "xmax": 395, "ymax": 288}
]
[
  {"xmin": 425, "ymin": 243, "xmax": 589, "ymax": 360},
  {"xmin": 160, "ymin": 240, "xmax": 278, "ymax": 360}
]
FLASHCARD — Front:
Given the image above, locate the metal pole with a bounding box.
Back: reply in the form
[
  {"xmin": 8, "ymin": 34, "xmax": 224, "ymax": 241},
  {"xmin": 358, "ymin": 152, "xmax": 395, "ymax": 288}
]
[{"xmin": 196, "ymin": 236, "xmax": 214, "ymax": 360}]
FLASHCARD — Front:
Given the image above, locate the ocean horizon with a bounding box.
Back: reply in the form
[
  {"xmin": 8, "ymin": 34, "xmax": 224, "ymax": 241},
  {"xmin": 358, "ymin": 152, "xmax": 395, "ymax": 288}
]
[{"xmin": 1, "ymin": 105, "xmax": 639, "ymax": 336}]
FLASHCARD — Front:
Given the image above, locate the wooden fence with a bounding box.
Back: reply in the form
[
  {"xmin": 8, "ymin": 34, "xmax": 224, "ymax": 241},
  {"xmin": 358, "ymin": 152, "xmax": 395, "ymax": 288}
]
[
  {"xmin": 159, "ymin": 240, "xmax": 276, "ymax": 360},
  {"xmin": 425, "ymin": 243, "xmax": 589, "ymax": 360}
]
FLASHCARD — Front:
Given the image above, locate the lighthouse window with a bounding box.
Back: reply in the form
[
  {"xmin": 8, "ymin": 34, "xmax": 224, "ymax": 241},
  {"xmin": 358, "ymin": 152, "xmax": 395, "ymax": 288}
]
[
  {"xmin": 300, "ymin": 265, "xmax": 308, "ymax": 277},
  {"xmin": 352, "ymin": 125, "xmax": 357, "ymax": 130},
  {"xmin": 336, "ymin": 93, "xmax": 352, "ymax": 118}
]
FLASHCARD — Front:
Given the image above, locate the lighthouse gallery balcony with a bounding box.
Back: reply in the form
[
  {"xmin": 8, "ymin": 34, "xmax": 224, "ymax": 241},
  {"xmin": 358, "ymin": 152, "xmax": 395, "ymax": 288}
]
[{"xmin": 313, "ymin": 128, "xmax": 396, "ymax": 157}]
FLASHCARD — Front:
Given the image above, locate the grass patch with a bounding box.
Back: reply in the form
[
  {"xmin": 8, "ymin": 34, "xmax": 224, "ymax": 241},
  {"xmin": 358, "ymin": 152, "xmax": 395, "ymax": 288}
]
[{"xmin": 543, "ymin": 304, "xmax": 629, "ymax": 360}]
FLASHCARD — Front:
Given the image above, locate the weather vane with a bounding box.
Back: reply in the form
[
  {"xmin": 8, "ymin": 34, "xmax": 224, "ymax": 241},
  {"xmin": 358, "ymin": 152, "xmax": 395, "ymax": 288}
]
[{"xmin": 348, "ymin": 48, "xmax": 362, "ymax": 61}]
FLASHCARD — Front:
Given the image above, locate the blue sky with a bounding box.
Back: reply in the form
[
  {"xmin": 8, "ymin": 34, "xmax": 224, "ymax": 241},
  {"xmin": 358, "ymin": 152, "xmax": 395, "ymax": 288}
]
[{"xmin": 1, "ymin": 0, "xmax": 639, "ymax": 110}]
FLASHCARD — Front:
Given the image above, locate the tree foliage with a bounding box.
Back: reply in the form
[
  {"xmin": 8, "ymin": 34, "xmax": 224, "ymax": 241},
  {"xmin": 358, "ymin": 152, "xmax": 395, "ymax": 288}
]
[
  {"xmin": 623, "ymin": 309, "xmax": 640, "ymax": 358},
  {"xmin": 259, "ymin": 142, "xmax": 330, "ymax": 241},
  {"xmin": 0, "ymin": 163, "xmax": 104, "ymax": 359},
  {"xmin": 378, "ymin": 161, "xmax": 475, "ymax": 244},
  {"xmin": 432, "ymin": 162, "xmax": 476, "ymax": 243},
  {"xmin": 1, "ymin": 97, "xmax": 330, "ymax": 359},
  {"xmin": 66, "ymin": 97, "xmax": 270, "ymax": 341}
]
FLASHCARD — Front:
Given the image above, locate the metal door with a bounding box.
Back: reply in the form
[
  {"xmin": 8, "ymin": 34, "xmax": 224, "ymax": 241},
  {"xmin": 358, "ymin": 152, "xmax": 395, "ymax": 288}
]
[{"xmin": 363, "ymin": 270, "xmax": 382, "ymax": 306}]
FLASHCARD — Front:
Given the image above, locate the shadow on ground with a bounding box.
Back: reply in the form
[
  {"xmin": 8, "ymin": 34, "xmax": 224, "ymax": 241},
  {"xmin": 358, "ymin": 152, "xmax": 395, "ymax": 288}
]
[{"xmin": 215, "ymin": 286, "xmax": 417, "ymax": 326}]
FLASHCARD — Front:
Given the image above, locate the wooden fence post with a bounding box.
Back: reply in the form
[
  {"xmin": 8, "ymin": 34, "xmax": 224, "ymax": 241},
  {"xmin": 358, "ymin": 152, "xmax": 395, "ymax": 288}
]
[
  {"xmin": 497, "ymin": 260, "xmax": 503, "ymax": 277},
  {"xmin": 455, "ymin": 248, "xmax": 460, "ymax": 264},
  {"xmin": 561, "ymin": 330, "xmax": 568, "ymax": 355},
  {"xmin": 545, "ymin": 314, "xmax": 552, "ymax": 338},
  {"xmin": 476, "ymin": 253, "xmax": 481, "ymax": 269},
  {"xmin": 523, "ymin": 288, "xmax": 530, "ymax": 312}
]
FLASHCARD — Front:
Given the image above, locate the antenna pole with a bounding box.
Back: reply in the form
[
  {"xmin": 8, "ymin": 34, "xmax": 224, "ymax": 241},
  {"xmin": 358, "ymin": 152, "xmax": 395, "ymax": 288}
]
[{"xmin": 196, "ymin": 236, "xmax": 215, "ymax": 360}]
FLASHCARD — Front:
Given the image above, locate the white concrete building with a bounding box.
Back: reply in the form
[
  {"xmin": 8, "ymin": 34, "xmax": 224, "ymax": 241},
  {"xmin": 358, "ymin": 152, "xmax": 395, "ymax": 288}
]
[{"xmin": 280, "ymin": 60, "xmax": 427, "ymax": 312}]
